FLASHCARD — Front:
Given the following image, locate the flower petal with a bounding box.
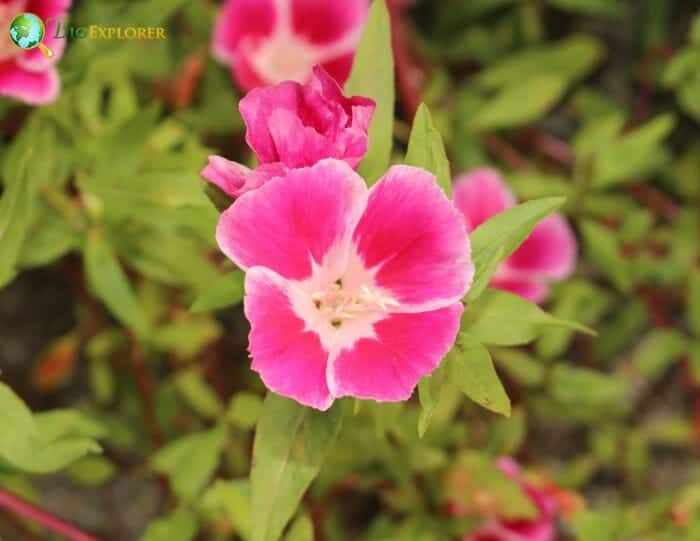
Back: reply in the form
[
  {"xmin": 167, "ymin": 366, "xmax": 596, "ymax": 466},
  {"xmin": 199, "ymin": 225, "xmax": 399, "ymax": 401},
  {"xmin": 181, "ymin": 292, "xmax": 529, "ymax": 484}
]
[
  {"xmin": 0, "ymin": 62, "xmax": 59, "ymax": 105},
  {"xmin": 201, "ymin": 155, "xmax": 287, "ymax": 198},
  {"xmin": 505, "ymin": 214, "xmax": 577, "ymax": 280},
  {"xmin": 245, "ymin": 267, "xmax": 333, "ymax": 410},
  {"xmin": 453, "ymin": 168, "xmax": 515, "ymax": 232},
  {"xmin": 320, "ymin": 53, "xmax": 355, "ymax": 86},
  {"xmin": 353, "ymin": 165, "xmax": 473, "ymax": 311},
  {"xmin": 212, "ymin": 0, "xmax": 277, "ymax": 65},
  {"xmin": 239, "ymin": 79, "xmax": 304, "ymax": 163},
  {"xmin": 217, "ymin": 159, "xmax": 368, "ymax": 280},
  {"xmin": 291, "ymin": 0, "xmax": 368, "ymax": 46},
  {"xmin": 328, "ymin": 303, "xmax": 463, "ymax": 401}
]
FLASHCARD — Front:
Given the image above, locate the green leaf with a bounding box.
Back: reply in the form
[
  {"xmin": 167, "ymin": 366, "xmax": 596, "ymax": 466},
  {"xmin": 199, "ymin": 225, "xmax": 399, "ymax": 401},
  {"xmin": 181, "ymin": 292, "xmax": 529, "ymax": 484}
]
[
  {"xmin": 467, "ymin": 197, "xmax": 566, "ymax": 301},
  {"xmin": 151, "ymin": 425, "xmax": 227, "ymax": 501},
  {"xmin": 284, "ymin": 515, "xmax": 314, "ymax": 541},
  {"xmin": 141, "ymin": 508, "xmax": 198, "ymax": 541},
  {"xmin": 228, "ymin": 392, "xmax": 264, "ymax": 430},
  {"xmin": 65, "ymin": 455, "xmax": 116, "ymax": 486},
  {"xmin": 549, "ymin": 366, "xmax": 629, "ymax": 409},
  {"xmin": 690, "ymin": 271, "xmax": 700, "ymax": 336},
  {"xmin": 251, "ymin": 394, "xmax": 344, "ymax": 541},
  {"xmin": 448, "ymin": 335, "xmax": 510, "ymax": 416},
  {"xmin": 592, "ymin": 114, "xmax": 675, "ymax": 188},
  {"xmin": 190, "ymin": 270, "xmax": 245, "ymax": 313},
  {"xmin": 634, "ymin": 330, "xmax": 688, "ymax": 378},
  {"xmin": 476, "ymin": 35, "xmax": 604, "ymax": 90},
  {"xmin": 84, "ymin": 231, "xmax": 150, "ymax": 336},
  {"xmin": 345, "ymin": 0, "xmax": 394, "ymax": 184},
  {"xmin": 417, "ymin": 361, "xmax": 448, "ymax": 437},
  {"xmin": 5, "ymin": 410, "xmax": 104, "ymax": 474},
  {"xmin": 174, "ymin": 368, "xmax": 224, "ymax": 420},
  {"xmin": 571, "ymin": 510, "xmax": 619, "ymax": 541},
  {"xmin": 463, "ymin": 288, "xmax": 594, "ymax": 346},
  {"xmin": 471, "ymin": 75, "xmax": 568, "ymax": 131},
  {"xmin": 200, "ymin": 480, "xmax": 251, "ymax": 540},
  {"xmin": 0, "ymin": 382, "xmax": 36, "ymax": 465},
  {"xmin": 580, "ymin": 220, "xmax": 632, "ymax": 292},
  {"xmin": 405, "ymin": 103, "xmax": 452, "ymax": 197}
]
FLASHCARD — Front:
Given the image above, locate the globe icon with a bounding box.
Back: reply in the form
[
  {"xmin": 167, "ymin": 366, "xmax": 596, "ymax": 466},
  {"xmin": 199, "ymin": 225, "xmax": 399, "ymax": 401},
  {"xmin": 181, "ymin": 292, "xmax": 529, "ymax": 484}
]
[{"xmin": 9, "ymin": 13, "xmax": 45, "ymax": 51}]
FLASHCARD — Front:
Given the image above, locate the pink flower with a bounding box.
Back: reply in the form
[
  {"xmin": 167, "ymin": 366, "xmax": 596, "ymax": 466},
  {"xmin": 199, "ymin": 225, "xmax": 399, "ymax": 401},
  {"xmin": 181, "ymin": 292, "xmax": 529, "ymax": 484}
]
[
  {"xmin": 216, "ymin": 159, "xmax": 473, "ymax": 410},
  {"xmin": 0, "ymin": 0, "xmax": 70, "ymax": 105},
  {"xmin": 212, "ymin": 0, "xmax": 369, "ymax": 91},
  {"xmin": 453, "ymin": 168, "xmax": 576, "ymax": 303},
  {"xmin": 466, "ymin": 458, "xmax": 558, "ymax": 541},
  {"xmin": 201, "ymin": 66, "xmax": 375, "ymax": 199}
]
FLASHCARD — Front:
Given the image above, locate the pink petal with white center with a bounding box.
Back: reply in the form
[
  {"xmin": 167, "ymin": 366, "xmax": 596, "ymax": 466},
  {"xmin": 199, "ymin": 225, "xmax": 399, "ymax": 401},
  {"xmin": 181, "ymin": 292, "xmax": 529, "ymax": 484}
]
[
  {"xmin": 245, "ymin": 267, "xmax": 333, "ymax": 410},
  {"xmin": 329, "ymin": 303, "xmax": 463, "ymax": 401},
  {"xmin": 0, "ymin": 62, "xmax": 59, "ymax": 104},
  {"xmin": 200, "ymin": 155, "xmax": 287, "ymax": 198},
  {"xmin": 211, "ymin": 0, "xmax": 276, "ymax": 65},
  {"xmin": 291, "ymin": 0, "xmax": 368, "ymax": 46},
  {"xmin": 453, "ymin": 168, "xmax": 516, "ymax": 232},
  {"xmin": 18, "ymin": 0, "xmax": 71, "ymax": 71},
  {"xmin": 353, "ymin": 165, "xmax": 473, "ymax": 312},
  {"xmin": 505, "ymin": 214, "xmax": 577, "ymax": 280},
  {"xmin": 216, "ymin": 159, "xmax": 368, "ymax": 281}
]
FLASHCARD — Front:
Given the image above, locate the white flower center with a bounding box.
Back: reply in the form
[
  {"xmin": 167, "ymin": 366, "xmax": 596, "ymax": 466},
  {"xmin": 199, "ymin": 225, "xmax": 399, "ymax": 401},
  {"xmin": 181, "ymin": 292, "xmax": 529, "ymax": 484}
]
[
  {"xmin": 249, "ymin": 31, "xmax": 319, "ymax": 85},
  {"xmin": 311, "ymin": 279, "xmax": 399, "ymax": 328},
  {"xmin": 0, "ymin": 0, "xmax": 28, "ymax": 61}
]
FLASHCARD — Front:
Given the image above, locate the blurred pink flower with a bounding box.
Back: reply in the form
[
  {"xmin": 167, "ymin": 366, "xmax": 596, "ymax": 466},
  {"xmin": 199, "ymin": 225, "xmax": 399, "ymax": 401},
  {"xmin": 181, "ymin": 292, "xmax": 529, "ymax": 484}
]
[
  {"xmin": 212, "ymin": 0, "xmax": 369, "ymax": 91},
  {"xmin": 453, "ymin": 168, "xmax": 576, "ymax": 303},
  {"xmin": 216, "ymin": 159, "xmax": 473, "ymax": 410},
  {"xmin": 202, "ymin": 66, "xmax": 375, "ymax": 199},
  {"xmin": 0, "ymin": 0, "xmax": 70, "ymax": 105},
  {"xmin": 466, "ymin": 458, "xmax": 558, "ymax": 541}
]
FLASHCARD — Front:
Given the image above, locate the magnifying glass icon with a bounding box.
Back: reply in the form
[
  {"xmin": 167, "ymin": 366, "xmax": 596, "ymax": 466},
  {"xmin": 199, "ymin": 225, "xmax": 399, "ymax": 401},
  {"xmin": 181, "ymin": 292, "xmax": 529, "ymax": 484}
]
[{"xmin": 9, "ymin": 13, "xmax": 54, "ymax": 58}]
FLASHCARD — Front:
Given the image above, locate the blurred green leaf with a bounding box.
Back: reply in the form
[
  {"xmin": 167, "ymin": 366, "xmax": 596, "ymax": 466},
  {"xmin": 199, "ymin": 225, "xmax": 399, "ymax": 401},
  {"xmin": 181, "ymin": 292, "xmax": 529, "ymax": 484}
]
[
  {"xmin": 141, "ymin": 508, "xmax": 198, "ymax": 541},
  {"xmin": 85, "ymin": 230, "xmax": 150, "ymax": 336},
  {"xmin": 228, "ymin": 392, "xmax": 264, "ymax": 430},
  {"xmin": 191, "ymin": 270, "xmax": 245, "ymax": 313},
  {"xmin": 690, "ymin": 271, "xmax": 700, "ymax": 336},
  {"xmin": 251, "ymin": 394, "xmax": 344, "ymax": 541},
  {"xmin": 417, "ymin": 361, "xmax": 449, "ymax": 437},
  {"xmin": 284, "ymin": 515, "xmax": 314, "ymax": 541},
  {"xmin": 151, "ymin": 425, "xmax": 226, "ymax": 501},
  {"xmin": 471, "ymin": 75, "xmax": 568, "ymax": 131},
  {"xmin": 405, "ymin": 103, "xmax": 452, "ymax": 196},
  {"xmin": 346, "ymin": 0, "xmax": 394, "ymax": 184},
  {"xmin": 200, "ymin": 480, "xmax": 251, "ymax": 540},
  {"xmin": 174, "ymin": 368, "xmax": 224, "ymax": 420},
  {"xmin": 634, "ymin": 329, "xmax": 687, "ymax": 378},
  {"xmin": 580, "ymin": 220, "xmax": 632, "ymax": 292}
]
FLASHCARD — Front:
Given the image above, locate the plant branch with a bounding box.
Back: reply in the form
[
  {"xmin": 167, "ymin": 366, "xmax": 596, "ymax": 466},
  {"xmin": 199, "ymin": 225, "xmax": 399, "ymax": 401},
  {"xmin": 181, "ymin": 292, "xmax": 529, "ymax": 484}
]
[
  {"xmin": 0, "ymin": 489, "xmax": 100, "ymax": 541},
  {"xmin": 127, "ymin": 333, "xmax": 163, "ymax": 449}
]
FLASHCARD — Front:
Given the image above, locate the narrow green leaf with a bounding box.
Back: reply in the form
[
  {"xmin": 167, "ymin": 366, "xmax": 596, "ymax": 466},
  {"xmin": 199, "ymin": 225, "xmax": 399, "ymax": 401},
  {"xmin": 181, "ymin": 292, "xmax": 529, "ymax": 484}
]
[
  {"xmin": 200, "ymin": 480, "xmax": 251, "ymax": 540},
  {"xmin": 0, "ymin": 382, "xmax": 37, "ymax": 464},
  {"xmin": 174, "ymin": 368, "xmax": 225, "ymax": 420},
  {"xmin": 580, "ymin": 220, "xmax": 632, "ymax": 292},
  {"xmin": 467, "ymin": 197, "xmax": 566, "ymax": 301},
  {"xmin": 141, "ymin": 508, "xmax": 198, "ymax": 541},
  {"xmin": 463, "ymin": 288, "xmax": 594, "ymax": 346},
  {"xmin": 284, "ymin": 515, "xmax": 314, "ymax": 541},
  {"xmin": 190, "ymin": 270, "xmax": 245, "ymax": 313},
  {"xmin": 405, "ymin": 103, "xmax": 452, "ymax": 197},
  {"xmin": 471, "ymin": 75, "xmax": 568, "ymax": 131},
  {"xmin": 417, "ymin": 361, "xmax": 448, "ymax": 437},
  {"xmin": 151, "ymin": 425, "xmax": 226, "ymax": 501},
  {"xmin": 228, "ymin": 392, "xmax": 264, "ymax": 430},
  {"xmin": 345, "ymin": 0, "xmax": 394, "ymax": 184},
  {"xmin": 251, "ymin": 394, "xmax": 344, "ymax": 541},
  {"xmin": 84, "ymin": 231, "xmax": 150, "ymax": 336},
  {"xmin": 448, "ymin": 336, "xmax": 510, "ymax": 416},
  {"xmin": 634, "ymin": 329, "xmax": 688, "ymax": 378}
]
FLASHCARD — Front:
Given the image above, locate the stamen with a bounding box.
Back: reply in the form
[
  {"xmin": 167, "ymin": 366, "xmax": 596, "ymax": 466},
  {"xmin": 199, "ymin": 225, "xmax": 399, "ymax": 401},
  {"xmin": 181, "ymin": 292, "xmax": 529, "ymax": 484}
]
[{"xmin": 310, "ymin": 279, "xmax": 398, "ymax": 328}]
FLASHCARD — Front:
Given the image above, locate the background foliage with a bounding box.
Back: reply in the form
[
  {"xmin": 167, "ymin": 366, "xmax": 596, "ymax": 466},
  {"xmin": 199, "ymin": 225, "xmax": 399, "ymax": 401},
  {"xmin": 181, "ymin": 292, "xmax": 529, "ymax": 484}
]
[{"xmin": 1, "ymin": 0, "xmax": 699, "ymax": 539}]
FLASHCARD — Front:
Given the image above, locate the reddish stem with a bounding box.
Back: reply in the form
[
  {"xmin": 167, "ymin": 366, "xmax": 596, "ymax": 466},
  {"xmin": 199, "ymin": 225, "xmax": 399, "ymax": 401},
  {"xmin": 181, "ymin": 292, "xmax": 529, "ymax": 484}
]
[
  {"xmin": 127, "ymin": 333, "xmax": 163, "ymax": 449},
  {"xmin": 388, "ymin": 2, "xmax": 423, "ymax": 121},
  {"xmin": 0, "ymin": 489, "xmax": 100, "ymax": 541}
]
